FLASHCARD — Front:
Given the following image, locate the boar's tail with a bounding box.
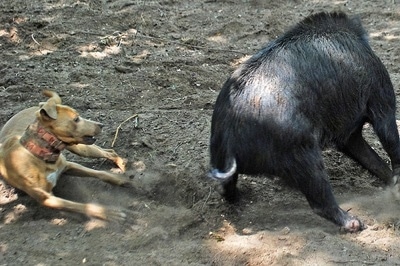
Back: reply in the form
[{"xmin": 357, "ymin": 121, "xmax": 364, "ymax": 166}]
[{"xmin": 208, "ymin": 158, "xmax": 237, "ymax": 181}]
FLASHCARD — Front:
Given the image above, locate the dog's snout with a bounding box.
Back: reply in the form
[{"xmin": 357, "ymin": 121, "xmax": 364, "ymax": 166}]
[{"xmin": 94, "ymin": 122, "xmax": 104, "ymax": 134}]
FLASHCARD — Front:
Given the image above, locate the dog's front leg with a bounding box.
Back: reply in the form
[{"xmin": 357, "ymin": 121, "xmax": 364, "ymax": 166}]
[
  {"xmin": 63, "ymin": 161, "xmax": 132, "ymax": 187},
  {"xmin": 66, "ymin": 144, "xmax": 126, "ymax": 172}
]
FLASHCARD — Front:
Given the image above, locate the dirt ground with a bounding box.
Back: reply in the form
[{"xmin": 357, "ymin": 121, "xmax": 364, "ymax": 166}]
[{"xmin": 1, "ymin": 0, "xmax": 400, "ymax": 265}]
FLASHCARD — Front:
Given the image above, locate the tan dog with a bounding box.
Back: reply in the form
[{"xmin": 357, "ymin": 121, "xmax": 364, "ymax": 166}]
[{"xmin": 0, "ymin": 90, "xmax": 132, "ymax": 221}]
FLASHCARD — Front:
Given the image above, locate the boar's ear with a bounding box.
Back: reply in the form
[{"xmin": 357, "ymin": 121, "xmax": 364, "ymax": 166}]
[{"xmin": 39, "ymin": 99, "xmax": 58, "ymax": 120}]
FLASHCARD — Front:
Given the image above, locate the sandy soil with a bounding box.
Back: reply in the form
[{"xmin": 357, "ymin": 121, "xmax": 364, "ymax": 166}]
[{"xmin": 1, "ymin": 0, "xmax": 400, "ymax": 265}]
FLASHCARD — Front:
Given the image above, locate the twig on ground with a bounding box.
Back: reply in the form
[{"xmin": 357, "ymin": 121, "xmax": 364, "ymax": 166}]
[
  {"xmin": 31, "ymin": 34, "xmax": 40, "ymax": 46},
  {"xmin": 111, "ymin": 114, "xmax": 139, "ymax": 147}
]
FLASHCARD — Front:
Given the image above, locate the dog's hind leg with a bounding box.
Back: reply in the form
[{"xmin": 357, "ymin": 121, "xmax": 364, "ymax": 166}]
[
  {"xmin": 63, "ymin": 161, "xmax": 132, "ymax": 187},
  {"xmin": 66, "ymin": 144, "xmax": 126, "ymax": 172},
  {"xmin": 27, "ymin": 187, "xmax": 126, "ymax": 221}
]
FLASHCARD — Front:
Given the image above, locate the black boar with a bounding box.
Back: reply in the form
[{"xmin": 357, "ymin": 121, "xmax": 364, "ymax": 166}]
[{"xmin": 209, "ymin": 12, "xmax": 400, "ymax": 232}]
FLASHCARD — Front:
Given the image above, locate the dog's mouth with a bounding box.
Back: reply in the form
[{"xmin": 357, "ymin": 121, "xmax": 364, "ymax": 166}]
[{"xmin": 83, "ymin": 136, "xmax": 97, "ymax": 145}]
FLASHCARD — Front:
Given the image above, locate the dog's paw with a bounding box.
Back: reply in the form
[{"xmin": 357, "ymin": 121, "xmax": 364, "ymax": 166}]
[
  {"xmin": 114, "ymin": 171, "xmax": 134, "ymax": 188},
  {"xmin": 105, "ymin": 208, "xmax": 127, "ymax": 222},
  {"xmin": 110, "ymin": 167, "xmax": 124, "ymax": 174},
  {"xmin": 103, "ymin": 148, "xmax": 127, "ymax": 173},
  {"xmin": 85, "ymin": 203, "xmax": 126, "ymax": 221},
  {"xmin": 111, "ymin": 177, "xmax": 134, "ymax": 188},
  {"xmin": 113, "ymin": 157, "xmax": 127, "ymax": 173},
  {"xmin": 120, "ymin": 179, "xmax": 135, "ymax": 188},
  {"xmin": 105, "ymin": 207, "xmax": 139, "ymax": 224}
]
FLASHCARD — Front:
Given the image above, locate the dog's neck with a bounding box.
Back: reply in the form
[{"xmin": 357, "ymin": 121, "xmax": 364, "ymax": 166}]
[{"xmin": 19, "ymin": 121, "xmax": 67, "ymax": 163}]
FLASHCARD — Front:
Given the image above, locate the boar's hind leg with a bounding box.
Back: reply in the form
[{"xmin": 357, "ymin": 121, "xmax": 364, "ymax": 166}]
[
  {"xmin": 371, "ymin": 116, "xmax": 400, "ymax": 185},
  {"xmin": 290, "ymin": 148, "xmax": 363, "ymax": 232},
  {"xmin": 340, "ymin": 126, "xmax": 392, "ymax": 184},
  {"xmin": 221, "ymin": 173, "xmax": 239, "ymax": 203}
]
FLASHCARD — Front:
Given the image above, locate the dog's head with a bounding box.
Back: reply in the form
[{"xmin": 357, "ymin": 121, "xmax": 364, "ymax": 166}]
[{"xmin": 36, "ymin": 90, "xmax": 103, "ymax": 145}]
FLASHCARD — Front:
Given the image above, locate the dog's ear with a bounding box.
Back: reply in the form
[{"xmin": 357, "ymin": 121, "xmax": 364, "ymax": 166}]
[
  {"xmin": 43, "ymin": 90, "xmax": 62, "ymax": 104},
  {"xmin": 40, "ymin": 99, "xmax": 58, "ymax": 120}
]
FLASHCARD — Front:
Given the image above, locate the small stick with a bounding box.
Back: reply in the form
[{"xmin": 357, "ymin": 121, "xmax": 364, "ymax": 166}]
[
  {"xmin": 31, "ymin": 34, "xmax": 40, "ymax": 46},
  {"xmin": 111, "ymin": 114, "xmax": 139, "ymax": 147}
]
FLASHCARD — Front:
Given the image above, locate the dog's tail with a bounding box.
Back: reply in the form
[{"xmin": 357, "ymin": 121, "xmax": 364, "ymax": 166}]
[{"xmin": 43, "ymin": 90, "xmax": 62, "ymax": 104}]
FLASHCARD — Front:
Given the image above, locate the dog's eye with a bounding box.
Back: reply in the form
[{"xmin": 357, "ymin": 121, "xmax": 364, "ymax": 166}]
[{"xmin": 74, "ymin": 117, "xmax": 80, "ymax": 123}]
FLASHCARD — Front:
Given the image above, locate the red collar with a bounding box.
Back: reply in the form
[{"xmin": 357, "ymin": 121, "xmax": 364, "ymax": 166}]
[{"xmin": 19, "ymin": 122, "xmax": 67, "ymax": 163}]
